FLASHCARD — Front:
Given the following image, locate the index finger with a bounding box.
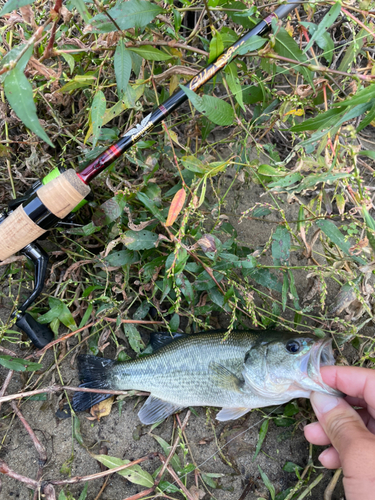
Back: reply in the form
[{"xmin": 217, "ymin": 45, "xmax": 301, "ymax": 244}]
[{"xmin": 321, "ymin": 366, "xmax": 375, "ymax": 409}]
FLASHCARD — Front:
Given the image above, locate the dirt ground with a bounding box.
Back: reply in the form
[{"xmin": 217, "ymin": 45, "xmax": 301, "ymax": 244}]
[{"xmin": 0, "ymin": 138, "xmax": 364, "ymax": 500}]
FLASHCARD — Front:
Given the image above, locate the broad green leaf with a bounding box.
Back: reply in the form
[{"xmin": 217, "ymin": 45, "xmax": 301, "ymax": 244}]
[
  {"xmin": 91, "ymin": 90, "xmax": 106, "ymax": 147},
  {"xmin": 93, "ymin": 454, "xmax": 154, "ymax": 487},
  {"xmin": 359, "ymin": 150, "xmax": 375, "ymax": 160},
  {"xmin": 104, "ymin": 249, "xmax": 138, "ymax": 267},
  {"xmin": 180, "ymin": 85, "xmax": 234, "ymax": 126},
  {"xmin": 73, "ymin": 416, "xmax": 84, "ymax": 446},
  {"xmin": 208, "ymin": 30, "xmax": 224, "ymax": 63},
  {"xmin": 4, "ymin": 58, "xmax": 53, "ymax": 147},
  {"xmin": 258, "ymin": 465, "xmax": 275, "ymax": 500},
  {"xmin": 272, "ymin": 226, "xmax": 290, "ymax": 266},
  {"xmin": 136, "ymin": 191, "xmax": 165, "ymax": 221},
  {"xmin": 253, "ymin": 419, "xmax": 269, "ymax": 461},
  {"xmin": 0, "ymin": 355, "xmax": 42, "ymax": 372},
  {"xmin": 304, "ymin": 2, "xmax": 341, "ymax": 52},
  {"xmin": 245, "ymin": 268, "xmax": 282, "ymax": 292},
  {"xmin": 128, "ymin": 45, "xmax": 172, "ymax": 61},
  {"xmin": 123, "ymin": 324, "xmax": 143, "ymax": 353},
  {"xmin": 223, "ymin": 1, "xmax": 257, "ymax": 29},
  {"xmin": 60, "ymin": 53, "xmax": 75, "ymax": 73},
  {"xmin": 78, "ymin": 483, "xmax": 89, "ymax": 500},
  {"xmin": 316, "ymin": 219, "xmax": 366, "ymax": 264},
  {"xmin": 93, "ymin": 193, "xmax": 128, "ymax": 226},
  {"xmin": 300, "ymin": 22, "xmax": 334, "ymax": 64},
  {"xmin": 283, "ymin": 461, "xmax": 303, "ymax": 473},
  {"xmin": 274, "ymin": 27, "xmax": 313, "ymax": 86},
  {"xmin": 333, "ymin": 101, "xmax": 374, "ymax": 130},
  {"xmin": 290, "ymin": 107, "xmax": 343, "ymax": 132},
  {"xmin": 0, "ymin": 0, "xmax": 34, "ymax": 16},
  {"xmin": 225, "ymin": 62, "xmax": 245, "ymax": 111},
  {"xmin": 38, "ymin": 297, "xmax": 76, "ymax": 330},
  {"xmin": 357, "ymin": 104, "xmax": 375, "ymax": 132},
  {"xmin": 152, "ymin": 434, "xmax": 182, "ymax": 472},
  {"xmin": 334, "ymin": 84, "xmax": 375, "ymax": 108},
  {"xmin": 338, "ymin": 28, "xmax": 368, "ymax": 73},
  {"xmin": 122, "ymin": 229, "xmax": 158, "ymax": 250},
  {"xmin": 58, "ymin": 74, "xmax": 96, "ymax": 93},
  {"xmin": 58, "ymin": 491, "xmax": 68, "ymax": 500},
  {"xmin": 88, "ymin": 0, "xmax": 163, "ymax": 33},
  {"xmin": 114, "ymin": 40, "xmax": 132, "ymax": 96},
  {"xmin": 267, "ymin": 172, "xmax": 302, "ymax": 189},
  {"xmin": 66, "ymin": 0, "xmax": 91, "ymax": 23},
  {"xmin": 0, "ymin": 43, "xmax": 32, "ymax": 83},
  {"xmin": 291, "ymin": 171, "xmax": 352, "ymax": 193},
  {"xmin": 236, "ymin": 35, "xmax": 266, "ymax": 55}
]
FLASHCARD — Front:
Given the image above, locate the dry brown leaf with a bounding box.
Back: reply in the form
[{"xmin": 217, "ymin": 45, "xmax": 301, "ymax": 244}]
[
  {"xmin": 19, "ymin": 5, "xmax": 35, "ymax": 26},
  {"xmin": 90, "ymin": 396, "xmax": 115, "ymax": 420},
  {"xmin": 166, "ymin": 188, "xmax": 186, "ymax": 226}
]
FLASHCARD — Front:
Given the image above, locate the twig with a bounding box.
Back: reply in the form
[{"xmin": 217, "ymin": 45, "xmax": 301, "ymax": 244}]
[
  {"xmin": 0, "ymin": 16, "xmax": 52, "ymax": 76},
  {"xmin": 0, "ymin": 385, "xmax": 149, "ymax": 405},
  {"xmin": 155, "ymin": 410, "xmax": 191, "ymax": 484},
  {"xmin": 122, "ymin": 487, "xmax": 155, "ymax": 500},
  {"xmin": 125, "ymin": 40, "xmax": 208, "ymax": 56},
  {"xmin": 34, "ymin": 318, "xmax": 163, "ymax": 357},
  {"xmin": 258, "ymin": 51, "xmax": 375, "ymax": 82},
  {"xmin": 324, "ymin": 468, "xmax": 342, "ymax": 500},
  {"xmin": 50, "ymin": 453, "xmax": 158, "ymax": 485},
  {"xmin": 0, "ymin": 460, "xmax": 38, "ymax": 488},
  {"xmin": 10, "ymin": 401, "xmax": 47, "ymax": 464},
  {"xmin": 0, "ymin": 370, "xmax": 14, "ymax": 412},
  {"xmin": 158, "ymin": 454, "xmax": 195, "ymax": 500}
]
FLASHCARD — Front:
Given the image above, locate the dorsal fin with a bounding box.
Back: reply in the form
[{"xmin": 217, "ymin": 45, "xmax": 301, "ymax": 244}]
[{"xmin": 150, "ymin": 331, "xmax": 188, "ymax": 351}]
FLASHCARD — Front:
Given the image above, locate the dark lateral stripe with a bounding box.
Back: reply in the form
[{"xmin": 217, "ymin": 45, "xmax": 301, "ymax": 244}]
[{"xmin": 23, "ymin": 193, "xmax": 60, "ymax": 230}]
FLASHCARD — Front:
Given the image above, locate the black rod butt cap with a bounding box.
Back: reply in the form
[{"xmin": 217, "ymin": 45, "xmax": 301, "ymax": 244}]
[{"xmin": 15, "ymin": 313, "xmax": 54, "ymax": 348}]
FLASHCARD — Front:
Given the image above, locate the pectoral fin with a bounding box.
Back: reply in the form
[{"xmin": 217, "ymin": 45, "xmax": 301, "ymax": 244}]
[
  {"xmin": 216, "ymin": 407, "xmax": 251, "ymax": 421},
  {"xmin": 138, "ymin": 395, "xmax": 185, "ymax": 425},
  {"xmin": 210, "ymin": 362, "xmax": 243, "ymax": 392}
]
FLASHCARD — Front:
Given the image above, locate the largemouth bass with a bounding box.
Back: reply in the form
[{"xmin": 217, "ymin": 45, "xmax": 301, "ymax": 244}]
[{"xmin": 72, "ymin": 330, "xmax": 342, "ymax": 425}]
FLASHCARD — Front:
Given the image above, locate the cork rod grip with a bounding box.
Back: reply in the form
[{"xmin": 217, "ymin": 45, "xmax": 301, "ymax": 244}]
[{"xmin": 0, "ymin": 170, "xmax": 90, "ymax": 261}]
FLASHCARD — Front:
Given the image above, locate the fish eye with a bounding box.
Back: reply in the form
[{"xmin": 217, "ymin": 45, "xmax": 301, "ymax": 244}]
[{"xmin": 286, "ymin": 340, "xmax": 301, "ymax": 354}]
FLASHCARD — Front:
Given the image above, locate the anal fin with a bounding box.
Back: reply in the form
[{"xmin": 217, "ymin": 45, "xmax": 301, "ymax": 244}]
[
  {"xmin": 216, "ymin": 407, "xmax": 251, "ymax": 421},
  {"xmin": 138, "ymin": 395, "xmax": 185, "ymax": 425}
]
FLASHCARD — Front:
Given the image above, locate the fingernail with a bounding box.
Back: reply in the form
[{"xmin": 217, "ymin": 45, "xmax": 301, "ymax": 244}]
[
  {"xmin": 311, "ymin": 392, "xmax": 340, "ymax": 415},
  {"xmin": 318, "ymin": 448, "xmax": 330, "ymax": 462}
]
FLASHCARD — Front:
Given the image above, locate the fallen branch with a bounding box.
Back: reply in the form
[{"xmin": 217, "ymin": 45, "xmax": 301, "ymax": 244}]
[
  {"xmin": 10, "ymin": 401, "xmax": 47, "ymax": 464},
  {"xmin": 0, "ymin": 385, "xmax": 149, "ymax": 405}
]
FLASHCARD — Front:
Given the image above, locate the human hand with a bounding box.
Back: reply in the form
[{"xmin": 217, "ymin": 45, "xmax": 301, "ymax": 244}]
[{"xmin": 304, "ymin": 366, "xmax": 375, "ymax": 500}]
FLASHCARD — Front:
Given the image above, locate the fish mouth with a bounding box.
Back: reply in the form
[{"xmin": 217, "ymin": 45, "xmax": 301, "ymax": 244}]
[{"xmin": 306, "ymin": 338, "xmax": 344, "ymax": 397}]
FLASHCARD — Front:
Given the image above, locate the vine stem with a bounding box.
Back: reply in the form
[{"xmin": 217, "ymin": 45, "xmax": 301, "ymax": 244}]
[
  {"xmin": 0, "ymin": 16, "xmax": 52, "ymax": 76},
  {"xmin": 257, "ymin": 51, "xmax": 375, "ymax": 81}
]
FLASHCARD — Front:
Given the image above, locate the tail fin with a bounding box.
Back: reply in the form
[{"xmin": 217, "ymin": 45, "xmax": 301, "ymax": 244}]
[{"xmin": 72, "ymin": 355, "xmax": 116, "ymax": 412}]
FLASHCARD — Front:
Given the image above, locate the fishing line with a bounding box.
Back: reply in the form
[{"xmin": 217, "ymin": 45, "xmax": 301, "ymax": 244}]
[{"xmin": 160, "ymin": 404, "xmax": 283, "ymax": 494}]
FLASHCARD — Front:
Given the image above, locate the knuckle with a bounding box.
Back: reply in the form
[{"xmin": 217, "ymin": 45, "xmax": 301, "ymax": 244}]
[{"xmin": 327, "ymin": 414, "xmax": 360, "ymax": 445}]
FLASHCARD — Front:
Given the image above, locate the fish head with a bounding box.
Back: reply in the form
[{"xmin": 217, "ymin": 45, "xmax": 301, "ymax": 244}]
[{"xmin": 242, "ymin": 332, "xmax": 343, "ymax": 401}]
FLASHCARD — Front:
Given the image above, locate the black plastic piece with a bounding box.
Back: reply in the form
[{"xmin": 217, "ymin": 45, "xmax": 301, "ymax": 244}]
[
  {"xmin": 15, "ymin": 312, "xmax": 53, "ymax": 348},
  {"xmin": 11, "ymin": 242, "xmax": 54, "ymax": 347},
  {"xmin": 23, "ymin": 193, "xmax": 59, "ymax": 230},
  {"xmin": 8, "ymin": 179, "xmax": 43, "ymax": 211},
  {"xmin": 19, "ymin": 243, "xmax": 49, "ymax": 312}
]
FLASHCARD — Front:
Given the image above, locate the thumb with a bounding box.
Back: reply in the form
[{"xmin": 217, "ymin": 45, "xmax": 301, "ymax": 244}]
[{"xmin": 310, "ymin": 392, "xmax": 371, "ymax": 472}]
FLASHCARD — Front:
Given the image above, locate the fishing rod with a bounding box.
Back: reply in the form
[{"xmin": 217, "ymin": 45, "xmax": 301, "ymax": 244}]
[{"xmin": 0, "ymin": 0, "xmax": 299, "ymax": 348}]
